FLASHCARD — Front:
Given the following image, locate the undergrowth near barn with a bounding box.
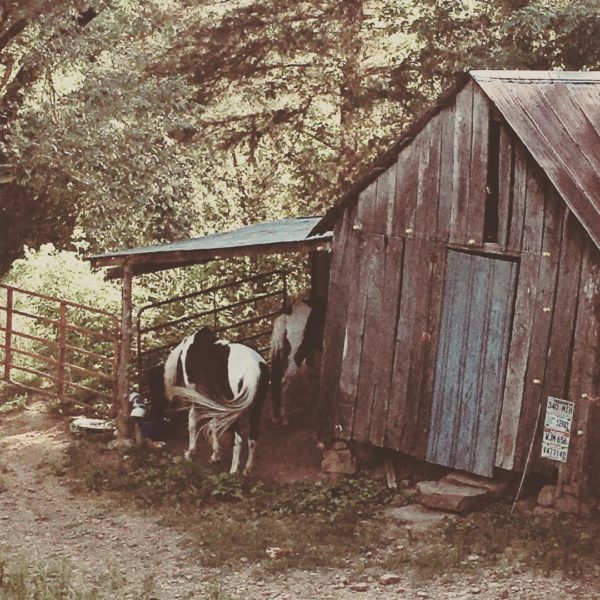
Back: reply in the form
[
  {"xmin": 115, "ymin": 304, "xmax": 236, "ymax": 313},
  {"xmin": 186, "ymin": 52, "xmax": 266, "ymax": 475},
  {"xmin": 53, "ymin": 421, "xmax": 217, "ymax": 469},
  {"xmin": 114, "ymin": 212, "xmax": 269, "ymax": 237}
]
[{"xmin": 64, "ymin": 439, "xmax": 600, "ymax": 580}]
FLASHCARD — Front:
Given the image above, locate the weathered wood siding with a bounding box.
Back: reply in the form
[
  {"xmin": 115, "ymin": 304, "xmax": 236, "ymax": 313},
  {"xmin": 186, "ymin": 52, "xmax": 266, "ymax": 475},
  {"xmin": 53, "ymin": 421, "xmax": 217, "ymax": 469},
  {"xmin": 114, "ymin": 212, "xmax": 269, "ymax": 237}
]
[{"xmin": 319, "ymin": 78, "xmax": 600, "ymax": 478}]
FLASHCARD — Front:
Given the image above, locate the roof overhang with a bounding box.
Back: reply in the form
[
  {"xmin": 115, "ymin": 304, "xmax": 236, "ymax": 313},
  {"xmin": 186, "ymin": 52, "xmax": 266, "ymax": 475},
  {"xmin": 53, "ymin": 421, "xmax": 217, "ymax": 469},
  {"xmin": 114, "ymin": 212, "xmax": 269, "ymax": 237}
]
[{"xmin": 88, "ymin": 217, "xmax": 332, "ymax": 279}]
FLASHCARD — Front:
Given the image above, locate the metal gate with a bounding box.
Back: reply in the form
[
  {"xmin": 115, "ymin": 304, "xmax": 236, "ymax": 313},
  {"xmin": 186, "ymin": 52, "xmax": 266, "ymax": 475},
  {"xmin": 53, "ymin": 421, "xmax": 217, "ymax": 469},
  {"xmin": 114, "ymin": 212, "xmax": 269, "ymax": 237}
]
[
  {"xmin": 135, "ymin": 270, "xmax": 288, "ymax": 389},
  {"xmin": 0, "ymin": 284, "xmax": 119, "ymax": 409},
  {"xmin": 426, "ymin": 251, "xmax": 517, "ymax": 477}
]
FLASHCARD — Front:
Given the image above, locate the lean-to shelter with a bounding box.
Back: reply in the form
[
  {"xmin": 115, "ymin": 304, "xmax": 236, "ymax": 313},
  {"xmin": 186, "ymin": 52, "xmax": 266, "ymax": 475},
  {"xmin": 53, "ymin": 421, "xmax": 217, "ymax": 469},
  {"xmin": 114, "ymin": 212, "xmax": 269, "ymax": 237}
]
[{"xmin": 88, "ymin": 216, "xmax": 332, "ymax": 437}]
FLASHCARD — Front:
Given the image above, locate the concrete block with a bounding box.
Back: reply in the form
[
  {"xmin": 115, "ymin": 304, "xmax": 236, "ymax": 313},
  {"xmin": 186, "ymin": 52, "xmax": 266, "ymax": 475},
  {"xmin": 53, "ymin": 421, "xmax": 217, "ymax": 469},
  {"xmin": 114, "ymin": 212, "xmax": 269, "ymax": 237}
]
[
  {"xmin": 417, "ymin": 480, "xmax": 490, "ymax": 514},
  {"xmin": 443, "ymin": 471, "xmax": 508, "ymax": 498},
  {"xmin": 321, "ymin": 448, "xmax": 356, "ymax": 475},
  {"xmin": 537, "ymin": 484, "xmax": 556, "ymax": 508}
]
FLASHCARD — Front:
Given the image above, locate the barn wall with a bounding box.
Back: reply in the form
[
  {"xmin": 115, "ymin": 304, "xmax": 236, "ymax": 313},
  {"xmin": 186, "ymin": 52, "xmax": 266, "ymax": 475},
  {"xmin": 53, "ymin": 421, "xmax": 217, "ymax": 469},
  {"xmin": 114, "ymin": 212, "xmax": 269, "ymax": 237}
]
[{"xmin": 319, "ymin": 79, "xmax": 600, "ymax": 478}]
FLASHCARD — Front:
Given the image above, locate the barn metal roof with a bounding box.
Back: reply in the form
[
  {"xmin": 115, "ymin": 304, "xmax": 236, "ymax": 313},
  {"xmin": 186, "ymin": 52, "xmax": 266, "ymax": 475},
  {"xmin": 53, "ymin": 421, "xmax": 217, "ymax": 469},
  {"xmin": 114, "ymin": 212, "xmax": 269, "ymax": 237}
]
[
  {"xmin": 471, "ymin": 70, "xmax": 600, "ymax": 249},
  {"xmin": 89, "ymin": 216, "xmax": 332, "ymax": 278},
  {"xmin": 312, "ymin": 70, "xmax": 600, "ymax": 249}
]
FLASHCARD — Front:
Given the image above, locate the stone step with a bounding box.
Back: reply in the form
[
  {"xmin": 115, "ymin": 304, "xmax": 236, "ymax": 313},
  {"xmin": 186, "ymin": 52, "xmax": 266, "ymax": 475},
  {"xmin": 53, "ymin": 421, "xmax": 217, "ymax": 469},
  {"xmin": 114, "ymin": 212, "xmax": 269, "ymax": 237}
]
[
  {"xmin": 442, "ymin": 471, "xmax": 509, "ymax": 498},
  {"xmin": 384, "ymin": 503, "xmax": 456, "ymax": 530},
  {"xmin": 416, "ymin": 480, "xmax": 490, "ymax": 514}
]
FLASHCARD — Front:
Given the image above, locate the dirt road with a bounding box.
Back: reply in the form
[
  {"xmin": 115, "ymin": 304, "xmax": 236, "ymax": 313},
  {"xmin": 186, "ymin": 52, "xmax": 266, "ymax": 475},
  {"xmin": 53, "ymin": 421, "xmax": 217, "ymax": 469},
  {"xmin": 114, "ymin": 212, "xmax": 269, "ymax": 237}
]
[{"xmin": 0, "ymin": 406, "xmax": 598, "ymax": 599}]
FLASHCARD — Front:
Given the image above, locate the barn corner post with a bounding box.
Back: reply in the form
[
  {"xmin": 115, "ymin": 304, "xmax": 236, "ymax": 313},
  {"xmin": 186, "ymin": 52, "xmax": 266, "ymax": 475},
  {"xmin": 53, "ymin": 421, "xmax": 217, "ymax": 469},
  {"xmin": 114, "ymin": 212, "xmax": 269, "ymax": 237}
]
[{"xmin": 115, "ymin": 261, "xmax": 134, "ymax": 441}]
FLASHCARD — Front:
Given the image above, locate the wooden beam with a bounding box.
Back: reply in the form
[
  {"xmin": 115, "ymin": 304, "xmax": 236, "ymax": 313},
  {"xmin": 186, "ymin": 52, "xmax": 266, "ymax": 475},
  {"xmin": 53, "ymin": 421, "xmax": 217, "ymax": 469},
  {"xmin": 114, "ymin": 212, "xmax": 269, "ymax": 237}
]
[
  {"xmin": 115, "ymin": 263, "xmax": 133, "ymax": 440},
  {"xmin": 95, "ymin": 240, "xmax": 332, "ymax": 280}
]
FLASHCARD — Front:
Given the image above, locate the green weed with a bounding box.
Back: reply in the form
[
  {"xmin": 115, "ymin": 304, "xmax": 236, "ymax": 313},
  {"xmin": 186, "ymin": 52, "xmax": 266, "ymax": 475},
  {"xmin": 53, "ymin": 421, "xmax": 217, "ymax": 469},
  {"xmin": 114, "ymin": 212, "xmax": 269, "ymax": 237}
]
[
  {"xmin": 65, "ymin": 438, "xmax": 600, "ymax": 580},
  {"xmin": 0, "ymin": 393, "xmax": 27, "ymax": 413},
  {"xmin": 0, "ymin": 553, "xmax": 158, "ymax": 599}
]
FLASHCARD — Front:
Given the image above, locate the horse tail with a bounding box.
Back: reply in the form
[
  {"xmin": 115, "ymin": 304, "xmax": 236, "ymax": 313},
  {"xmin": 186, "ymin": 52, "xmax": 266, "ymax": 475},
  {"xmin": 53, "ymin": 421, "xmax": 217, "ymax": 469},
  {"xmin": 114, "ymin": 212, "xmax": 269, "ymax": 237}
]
[
  {"xmin": 168, "ymin": 383, "xmax": 254, "ymax": 439},
  {"xmin": 269, "ymin": 313, "xmax": 290, "ymax": 421}
]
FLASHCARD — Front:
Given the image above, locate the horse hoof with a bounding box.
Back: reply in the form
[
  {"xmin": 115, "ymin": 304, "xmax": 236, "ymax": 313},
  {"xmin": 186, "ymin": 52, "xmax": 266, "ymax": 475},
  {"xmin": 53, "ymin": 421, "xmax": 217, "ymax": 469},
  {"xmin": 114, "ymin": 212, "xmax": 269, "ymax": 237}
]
[
  {"xmin": 316, "ymin": 441, "xmax": 326, "ymax": 450},
  {"xmin": 209, "ymin": 453, "xmax": 222, "ymax": 463},
  {"xmin": 271, "ymin": 416, "xmax": 280, "ymax": 424},
  {"xmin": 184, "ymin": 451, "xmax": 194, "ymax": 461},
  {"xmin": 281, "ymin": 417, "xmax": 289, "ymax": 427}
]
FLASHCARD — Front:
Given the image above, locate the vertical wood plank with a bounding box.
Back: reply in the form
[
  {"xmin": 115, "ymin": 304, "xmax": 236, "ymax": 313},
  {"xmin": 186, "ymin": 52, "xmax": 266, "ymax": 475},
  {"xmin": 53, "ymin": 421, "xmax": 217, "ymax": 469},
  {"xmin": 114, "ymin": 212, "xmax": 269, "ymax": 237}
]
[
  {"xmin": 453, "ymin": 258, "xmax": 493, "ymax": 471},
  {"xmin": 385, "ymin": 238, "xmax": 421, "ymax": 449},
  {"xmin": 507, "ymin": 144, "xmax": 528, "ymax": 252},
  {"xmin": 323, "ymin": 206, "xmax": 358, "ymax": 440},
  {"xmin": 472, "ymin": 260, "xmax": 517, "ymax": 475},
  {"xmin": 416, "ymin": 114, "xmax": 442, "ymax": 239},
  {"xmin": 495, "ymin": 254, "xmax": 540, "ymax": 469},
  {"xmin": 513, "ymin": 203, "xmax": 565, "ymax": 470},
  {"xmin": 543, "ymin": 211, "xmax": 585, "ymax": 396},
  {"xmin": 497, "ymin": 124, "xmax": 514, "ymax": 249},
  {"xmin": 318, "ymin": 209, "xmax": 352, "ymax": 442},
  {"xmin": 427, "ymin": 252, "xmax": 473, "ymax": 466},
  {"xmin": 437, "ymin": 105, "xmax": 456, "ymax": 241},
  {"xmin": 383, "ymin": 162, "xmax": 398, "ymax": 236},
  {"xmin": 369, "ymin": 164, "xmax": 394, "ymax": 236},
  {"xmin": 449, "ymin": 80, "xmax": 474, "ymax": 245},
  {"xmin": 557, "ymin": 242, "xmax": 600, "ymax": 497},
  {"xmin": 355, "ymin": 181, "xmax": 377, "ymax": 232},
  {"xmin": 466, "ymin": 86, "xmax": 490, "ymax": 246},
  {"xmin": 386, "ymin": 239, "xmax": 437, "ymax": 455},
  {"xmin": 337, "ymin": 231, "xmax": 370, "ymax": 439},
  {"xmin": 353, "ymin": 234, "xmax": 386, "ymax": 441},
  {"xmin": 392, "ymin": 140, "xmax": 418, "ymax": 238},
  {"xmin": 412, "ymin": 243, "xmax": 447, "ymax": 458},
  {"xmin": 369, "ymin": 236, "xmax": 404, "ymax": 446},
  {"xmin": 522, "ymin": 159, "xmax": 545, "ymax": 254}
]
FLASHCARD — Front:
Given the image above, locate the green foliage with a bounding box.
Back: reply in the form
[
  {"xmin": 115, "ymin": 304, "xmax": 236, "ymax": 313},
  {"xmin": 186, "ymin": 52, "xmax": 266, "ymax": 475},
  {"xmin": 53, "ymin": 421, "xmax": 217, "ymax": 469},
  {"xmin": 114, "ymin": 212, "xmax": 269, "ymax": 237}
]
[
  {"xmin": 1, "ymin": 0, "xmax": 599, "ymax": 276},
  {"xmin": 5, "ymin": 244, "xmax": 121, "ymax": 310},
  {"xmin": 66, "ymin": 438, "xmax": 403, "ymax": 570},
  {"xmin": 381, "ymin": 503, "xmax": 600, "ymax": 580},
  {"xmin": 0, "ymin": 553, "xmax": 157, "ymax": 599},
  {"xmin": 0, "ymin": 391, "xmax": 27, "ymax": 413},
  {"xmin": 1, "ymin": 245, "xmax": 122, "ymax": 409}
]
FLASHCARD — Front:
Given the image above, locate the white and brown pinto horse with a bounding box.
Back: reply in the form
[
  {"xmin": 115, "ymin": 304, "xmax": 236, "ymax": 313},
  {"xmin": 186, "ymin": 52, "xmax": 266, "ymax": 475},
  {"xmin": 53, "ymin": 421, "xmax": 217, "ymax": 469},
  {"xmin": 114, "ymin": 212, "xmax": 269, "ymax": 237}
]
[
  {"xmin": 269, "ymin": 299, "xmax": 325, "ymax": 425},
  {"xmin": 150, "ymin": 327, "xmax": 269, "ymax": 475}
]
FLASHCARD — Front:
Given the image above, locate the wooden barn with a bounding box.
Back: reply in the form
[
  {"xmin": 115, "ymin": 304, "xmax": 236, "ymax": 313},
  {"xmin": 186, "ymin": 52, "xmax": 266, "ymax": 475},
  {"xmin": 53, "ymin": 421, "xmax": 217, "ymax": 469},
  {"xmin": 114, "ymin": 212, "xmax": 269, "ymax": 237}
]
[{"xmin": 312, "ymin": 71, "xmax": 599, "ymax": 503}]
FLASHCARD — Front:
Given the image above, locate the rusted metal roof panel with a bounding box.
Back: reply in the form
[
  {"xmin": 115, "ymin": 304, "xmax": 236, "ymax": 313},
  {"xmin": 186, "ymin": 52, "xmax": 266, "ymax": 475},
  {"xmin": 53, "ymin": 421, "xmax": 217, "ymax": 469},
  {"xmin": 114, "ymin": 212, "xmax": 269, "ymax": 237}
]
[{"xmin": 471, "ymin": 71, "xmax": 600, "ymax": 249}]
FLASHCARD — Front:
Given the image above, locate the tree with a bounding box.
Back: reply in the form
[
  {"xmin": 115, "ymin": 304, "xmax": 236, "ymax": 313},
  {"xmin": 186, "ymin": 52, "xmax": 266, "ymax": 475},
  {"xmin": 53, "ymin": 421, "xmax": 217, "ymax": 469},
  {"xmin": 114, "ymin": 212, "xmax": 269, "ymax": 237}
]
[{"xmin": 1, "ymin": 0, "xmax": 599, "ymax": 277}]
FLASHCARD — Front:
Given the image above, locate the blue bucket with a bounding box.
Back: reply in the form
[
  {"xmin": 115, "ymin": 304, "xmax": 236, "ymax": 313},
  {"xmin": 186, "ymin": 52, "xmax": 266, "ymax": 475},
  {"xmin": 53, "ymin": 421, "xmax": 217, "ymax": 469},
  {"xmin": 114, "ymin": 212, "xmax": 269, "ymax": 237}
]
[{"xmin": 139, "ymin": 421, "xmax": 163, "ymax": 441}]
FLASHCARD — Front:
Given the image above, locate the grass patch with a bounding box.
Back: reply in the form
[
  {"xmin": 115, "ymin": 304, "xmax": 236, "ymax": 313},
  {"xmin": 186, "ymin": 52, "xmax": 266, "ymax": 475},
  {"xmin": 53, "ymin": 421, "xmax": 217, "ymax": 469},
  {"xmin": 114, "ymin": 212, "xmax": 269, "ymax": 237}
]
[
  {"xmin": 66, "ymin": 438, "xmax": 405, "ymax": 572},
  {"xmin": 0, "ymin": 393, "xmax": 28, "ymax": 414},
  {"xmin": 65, "ymin": 438, "xmax": 600, "ymax": 581},
  {"xmin": 0, "ymin": 553, "xmax": 157, "ymax": 599},
  {"xmin": 381, "ymin": 503, "xmax": 600, "ymax": 580}
]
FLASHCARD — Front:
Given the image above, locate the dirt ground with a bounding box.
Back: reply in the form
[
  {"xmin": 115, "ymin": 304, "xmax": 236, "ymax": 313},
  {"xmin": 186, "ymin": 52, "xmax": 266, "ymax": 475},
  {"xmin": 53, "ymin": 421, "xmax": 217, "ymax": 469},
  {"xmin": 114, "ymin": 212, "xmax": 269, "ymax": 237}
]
[{"xmin": 1, "ymin": 403, "xmax": 599, "ymax": 599}]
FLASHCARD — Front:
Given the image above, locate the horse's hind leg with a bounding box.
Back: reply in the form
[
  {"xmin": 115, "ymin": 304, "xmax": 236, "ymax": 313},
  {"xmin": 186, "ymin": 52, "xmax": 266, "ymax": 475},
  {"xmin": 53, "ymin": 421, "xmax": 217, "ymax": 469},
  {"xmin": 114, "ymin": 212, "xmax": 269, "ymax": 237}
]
[
  {"xmin": 209, "ymin": 419, "xmax": 222, "ymax": 463},
  {"xmin": 184, "ymin": 405, "xmax": 199, "ymax": 461},
  {"xmin": 229, "ymin": 424, "xmax": 243, "ymax": 474},
  {"xmin": 243, "ymin": 362, "xmax": 268, "ymax": 476}
]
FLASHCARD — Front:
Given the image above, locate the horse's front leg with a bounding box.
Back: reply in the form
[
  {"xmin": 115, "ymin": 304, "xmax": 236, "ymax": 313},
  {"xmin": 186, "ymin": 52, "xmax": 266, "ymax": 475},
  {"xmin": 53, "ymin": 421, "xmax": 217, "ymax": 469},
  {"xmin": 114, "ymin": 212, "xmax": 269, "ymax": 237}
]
[
  {"xmin": 209, "ymin": 419, "xmax": 222, "ymax": 463},
  {"xmin": 184, "ymin": 405, "xmax": 198, "ymax": 461}
]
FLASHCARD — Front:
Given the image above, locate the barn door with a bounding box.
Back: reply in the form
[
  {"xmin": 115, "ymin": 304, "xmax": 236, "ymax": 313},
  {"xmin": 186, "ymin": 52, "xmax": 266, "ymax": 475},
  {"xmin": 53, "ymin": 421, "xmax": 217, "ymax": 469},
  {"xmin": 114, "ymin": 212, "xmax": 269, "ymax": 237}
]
[{"xmin": 426, "ymin": 250, "xmax": 517, "ymax": 477}]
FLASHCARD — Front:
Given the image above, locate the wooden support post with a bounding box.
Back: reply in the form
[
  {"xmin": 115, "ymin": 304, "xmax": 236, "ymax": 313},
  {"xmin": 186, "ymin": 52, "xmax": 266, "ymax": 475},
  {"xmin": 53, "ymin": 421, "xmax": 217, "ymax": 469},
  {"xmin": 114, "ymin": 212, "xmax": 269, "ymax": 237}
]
[{"xmin": 116, "ymin": 263, "xmax": 133, "ymax": 440}]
